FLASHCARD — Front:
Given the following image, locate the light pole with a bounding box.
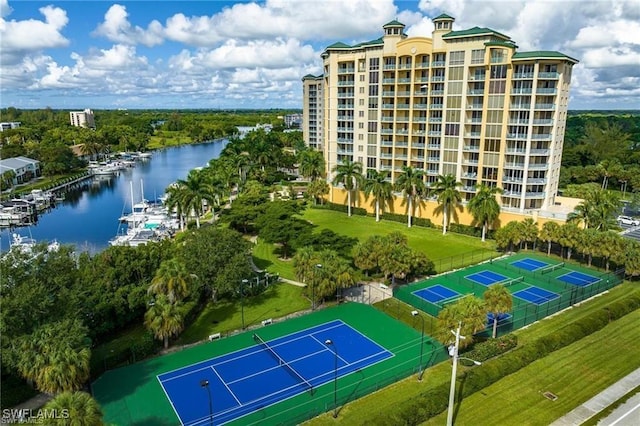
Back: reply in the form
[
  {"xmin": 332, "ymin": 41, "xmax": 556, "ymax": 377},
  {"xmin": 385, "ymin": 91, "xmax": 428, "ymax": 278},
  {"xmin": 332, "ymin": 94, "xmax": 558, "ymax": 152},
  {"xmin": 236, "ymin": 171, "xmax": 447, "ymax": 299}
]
[
  {"xmin": 411, "ymin": 310, "xmax": 425, "ymax": 381},
  {"xmin": 313, "ymin": 263, "xmax": 322, "ymax": 310},
  {"xmin": 200, "ymin": 379, "xmax": 213, "ymax": 426},
  {"xmin": 241, "ymin": 279, "xmax": 248, "ymax": 330},
  {"xmin": 325, "ymin": 339, "xmax": 338, "ymax": 418},
  {"xmin": 446, "ymin": 322, "xmax": 481, "ymax": 426}
]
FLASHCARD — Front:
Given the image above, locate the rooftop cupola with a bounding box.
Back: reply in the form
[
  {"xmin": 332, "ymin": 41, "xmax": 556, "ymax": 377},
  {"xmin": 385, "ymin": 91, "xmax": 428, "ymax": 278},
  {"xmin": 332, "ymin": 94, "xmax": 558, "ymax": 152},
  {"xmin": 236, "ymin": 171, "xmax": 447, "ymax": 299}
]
[
  {"xmin": 382, "ymin": 20, "xmax": 405, "ymax": 38},
  {"xmin": 432, "ymin": 13, "xmax": 455, "ymax": 49}
]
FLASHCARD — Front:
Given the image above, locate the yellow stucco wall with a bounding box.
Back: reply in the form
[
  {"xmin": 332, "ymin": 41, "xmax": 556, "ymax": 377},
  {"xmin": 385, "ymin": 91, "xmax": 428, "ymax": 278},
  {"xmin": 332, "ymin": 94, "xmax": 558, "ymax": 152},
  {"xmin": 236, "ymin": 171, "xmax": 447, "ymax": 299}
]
[{"xmin": 328, "ymin": 187, "xmax": 565, "ymax": 228}]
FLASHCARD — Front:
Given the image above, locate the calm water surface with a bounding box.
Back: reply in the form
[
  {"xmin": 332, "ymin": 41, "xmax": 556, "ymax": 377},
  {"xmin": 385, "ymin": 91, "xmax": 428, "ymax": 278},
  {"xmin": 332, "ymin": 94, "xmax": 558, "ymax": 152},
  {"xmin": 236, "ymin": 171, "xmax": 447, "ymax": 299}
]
[{"xmin": 0, "ymin": 140, "xmax": 227, "ymax": 253}]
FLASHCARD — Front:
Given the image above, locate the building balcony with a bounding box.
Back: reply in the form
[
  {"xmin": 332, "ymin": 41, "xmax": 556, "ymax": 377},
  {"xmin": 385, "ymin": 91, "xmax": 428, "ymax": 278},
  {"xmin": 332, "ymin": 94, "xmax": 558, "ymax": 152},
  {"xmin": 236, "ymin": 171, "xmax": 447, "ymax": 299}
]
[
  {"xmin": 382, "ymin": 104, "xmax": 395, "ymax": 109},
  {"xmin": 413, "ymin": 117, "xmax": 427, "ymax": 123},
  {"xmin": 507, "ymin": 133, "xmax": 528, "ymax": 140},
  {"xmin": 525, "ymin": 191, "xmax": 546, "ymax": 198},
  {"xmin": 464, "ymin": 132, "xmax": 481, "ymax": 138},
  {"xmin": 429, "ymin": 117, "xmax": 443, "ymax": 123},
  {"xmin": 398, "ymin": 63, "xmax": 413, "ymax": 70},
  {"xmin": 463, "ymin": 145, "xmax": 480, "ymax": 152},
  {"xmin": 538, "ymin": 72, "xmax": 559, "ymax": 79},
  {"xmin": 397, "ymin": 91, "xmax": 411, "ymax": 96},
  {"xmin": 513, "ymin": 72, "xmax": 534, "ymax": 79},
  {"xmin": 506, "ymin": 148, "xmax": 527, "ymax": 154},
  {"xmin": 337, "ymin": 137, "xmax": 353, "ymax": 143},
  {"xmin": 536, "ymin": 88, "xmax": 557, "ymax": 94},
  {"xmin": 529, "ymin": 149, "xmax": 550, "ymax": 155},
  {"xmin": 467, "ymin": 89, "xmax": 485, "ymax": 95},
  {"xmin": 337, "ymin": 81, "xmax": 354, "ymax": 86},
  {"xmin": 398, "ymin": 78, "xmax": 412, "ymax": 83},
  {"xmin": 411, "ymin": 156, "xmax": 425, "ymax": 161},
  {"xmin": 467, "ymin": 104, "xmax": 483, "ymax": 110},
  {"xmin": 337, "ymin": 93, "xmax": 354, "ymax": 98},
  {"xmin": 469, "ymin": 74, "xmax": 486, "ymax": 81},
  {"xmin": 414, "ymin": 103, "xmax": 428, "ymax": 109},
  {"xmin": 397, "ymin": 104, "xmax": 410, "ymax": 110},
  {"xmin": 510, "ymin": 104, "xmax": 531, "ymax": 110},
  {"xmin": 412, "ymin": 142, "xmax": 426, "ymax": 148},
  {"xmin": 338, "ymin": 67, "xmax": 355, "ymax": 74},
  {"xmin": 413, "ymin": 130, "xmax": 426, "ymax": 136},
  {"xmin": 396, "ymin": 141, "xmax": 409, "ymax": 147},
  {"xmin": 431, "ymin": 76, "xmax": 445, "ymax": 82},
  {"xmin": 534, "ymin": 103, "xmax": 555, "ymax": 110},
  {"xmin": 396, "ymin": 129, "xmax": 409, "ymax": 135},
  {"xmin": 528, "ymin": 163, "xmax": 549, "ymax": 170},
  {"xmin": 508, "ymin": 119, "xmax": 529, "ymax": 124},
  {"xmin": 380, "ymin": 153, "xmax": 393, "ymax": 159},
  {"xmin": 430, "ymin": 104, "xmax": 444, "ymax": 110},
  {"xmin": 381, "ymin": 128, "xmax": 394, "ymax": 134},
  {"xmin": 415, "ymin": 62, "xmax": 430, "ymax": 69},
  {"xmin": 527, "ymin": 178, "xmax": 547, "ymax": 184},
  {"xmin": 462, "ymin": 159, "xmax": 479, "ymax": 165},
  {"xmin": 533, "ymin": 119, "xmax": 553, "ymax": 125},
  {"xmin": 395, "ymin": 154, "xmax": 408, "ymax": 160},
  {"xmin": 383, "ymin": 64, "xmax": 396, "ymax": 70},
  {"xmin": 502, "ymin": 191, "xmax": 522, "ymax": 197},
  {"xmin": 337, "ymin": 149, "xmax": 354, "ymax": 154},
  {"xmin": 381, "ymin": 140, "xmax": 394, "ymax": 146},
  {"xmin": 428, "ymin": 131, "xmax": 442, "ymax": 136},
  {"xmin": 427, "ymin": 169, "xmax": 440, "ymax": 175},
  {"xmin": 416, "ymin": 77, "xmax": 429, "ymax": 82},
  {"xmin": 381, "ymin": 116, "xmax": 394, "ymax": 122},
  {"xmin": 432, "ymin": 61, "xmax": 446, "ymax": 67},
  {"xmin": 531, "ymin": 134, "xmax": 551, "ymax": 140},
  {"xmin": 466, "ymin": 117, "xmax": 483, "ymax": 123},
  {"xmin": 461, "ymin": 186, "xmax": 476, "ymax": 192},
  {"xmin": 427, "ymin": 143, "xmax": 441, "ymax": 149},
  {"xmin": 382, "ymin": 78, "xmax": 396, "ymax": 84},
  {"xmin": 463, "ymin": 172, "xmax": 478, "ymax": 178},
  {"xmin": 427, "ymin": 156, "xmax": 440, "ymax": 162},
  {"xmin": 511, "ymin": 88, "xmax": 532, "ymax": 94},
  {"xmin": 505, "ymin": 162, "xmax": 526, "ymax": 169},
  {"xmin": 380, "ymin": 164, "xmax": 393, "ymax": 171},
  {"xmin": 502, "ymin": 176, "xmax": 524, "ymax": 183},
  {"xmin": 337, "ymin": 127, "xmax": 354, "ymax": 132},
  {"xmin": 382, "ymin": 91, "xmax": 396, "ymax": 97}
]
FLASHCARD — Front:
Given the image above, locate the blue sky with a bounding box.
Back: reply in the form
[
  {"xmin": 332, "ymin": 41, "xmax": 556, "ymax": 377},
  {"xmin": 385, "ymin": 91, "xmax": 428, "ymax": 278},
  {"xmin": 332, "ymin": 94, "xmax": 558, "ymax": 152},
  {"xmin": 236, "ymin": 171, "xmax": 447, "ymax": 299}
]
[{"xmin": 1, "ymin": 0, "xmax": 639, "ymax": 110}]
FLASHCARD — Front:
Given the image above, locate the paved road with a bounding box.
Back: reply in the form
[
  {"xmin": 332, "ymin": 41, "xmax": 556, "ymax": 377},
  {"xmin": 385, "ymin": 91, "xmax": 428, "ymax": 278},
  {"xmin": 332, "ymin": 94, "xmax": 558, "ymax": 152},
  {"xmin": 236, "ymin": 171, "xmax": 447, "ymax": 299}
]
[{"xmin": 599, "ymin": 392, "xmax": 640, "ymax": 426}]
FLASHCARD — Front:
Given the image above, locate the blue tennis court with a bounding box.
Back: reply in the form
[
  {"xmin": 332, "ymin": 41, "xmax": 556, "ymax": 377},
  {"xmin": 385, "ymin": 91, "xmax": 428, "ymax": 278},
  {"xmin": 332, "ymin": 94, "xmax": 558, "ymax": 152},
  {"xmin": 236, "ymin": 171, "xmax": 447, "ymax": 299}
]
[
  {"xmin": 413, "ymin": 284, "xmax": 460, "ymax": 304},
  {"xmin": 510, "ymin": 258, "xmax": 549, "ymax": 271},
  {"xmin": 557, "ymin": 271, "xmax": 600, "ymax": 287},
  {"xmin": 158, "ymin": 320, "xmax": 392, "ymax": 425},
  {"xmin": 487, "ymin": 312, "xmax": 511, "ymax": 326},
  {"xmin": 513, "ymin": 286, "xmax": 559, "ymax": 305},
  {"xmin": 465, "ymin": 270, "xmax": 508, "ymax": 286}
]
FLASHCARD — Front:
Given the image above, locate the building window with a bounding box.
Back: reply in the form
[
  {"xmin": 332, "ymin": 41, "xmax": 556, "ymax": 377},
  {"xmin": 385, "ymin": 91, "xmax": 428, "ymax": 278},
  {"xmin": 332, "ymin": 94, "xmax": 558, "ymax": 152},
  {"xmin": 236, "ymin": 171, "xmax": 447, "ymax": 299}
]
[
  {"xmin": 369, "ymin": 58, "xmax": 379, "ymax": 70},
  {"xmin": 471, "ymin": 49, "xmax": 484, "ymax": 64},
  {"xmin": 490, "ymin": 65, "xmax": 507, "ymax": 79},
  {"xmin": 449, "ymin": 51, "xmax": 465, "ymax": 65}
]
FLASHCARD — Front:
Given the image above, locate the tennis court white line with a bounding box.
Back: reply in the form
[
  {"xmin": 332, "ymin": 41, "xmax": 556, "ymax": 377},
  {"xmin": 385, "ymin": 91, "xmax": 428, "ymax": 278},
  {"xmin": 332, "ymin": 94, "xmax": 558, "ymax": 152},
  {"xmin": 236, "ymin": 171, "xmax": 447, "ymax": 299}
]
[
  {"xmin": 156, "ymin": 375, "xmax": 185, "ymax": 425},
  {"xmin": 226, "ymin": 346, "xmax": 327, "ymax": 386},
  {"xmin": 309, "ymin": 334, "xmax": 350, "ymax": 366},
  {"xmin": 558, "ymin": 271, "xmax": 600, "ymax": 285},
  {"xmin": 211, "ymin": 365, "xmax": 242, "ymax": 406},
  {"xmin": 159, "ymin": 321, "xmax": 345, "ymax": 382}
]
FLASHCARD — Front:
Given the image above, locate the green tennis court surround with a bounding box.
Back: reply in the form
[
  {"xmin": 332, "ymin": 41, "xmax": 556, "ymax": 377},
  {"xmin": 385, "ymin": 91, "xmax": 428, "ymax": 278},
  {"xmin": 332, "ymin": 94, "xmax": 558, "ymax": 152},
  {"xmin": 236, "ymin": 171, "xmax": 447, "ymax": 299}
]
[{"xmin": 92, "ymin": 303, "xmax": 448, "ymax": 425}]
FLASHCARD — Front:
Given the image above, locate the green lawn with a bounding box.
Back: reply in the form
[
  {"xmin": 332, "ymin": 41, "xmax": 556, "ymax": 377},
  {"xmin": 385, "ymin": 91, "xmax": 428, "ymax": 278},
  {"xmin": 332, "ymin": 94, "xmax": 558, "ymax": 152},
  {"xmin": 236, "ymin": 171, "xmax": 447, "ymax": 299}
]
[
  {"xmin": 423, "ymin": 308, "xmax": 640, "ymax": 425},
  {"xmin": 302, "ymin": 208, "xmax": 496, "ymax": 272},
  {"xmin": 176, "ymin": 282, "xmax": 308, "ymax": 345},
  {"xmin": 252, "ymin": 239, "xmax": 297, "ymax": 280},
  {"xmin": 304, "ymin": 282, "xmax": 640, "ymax": 425}
]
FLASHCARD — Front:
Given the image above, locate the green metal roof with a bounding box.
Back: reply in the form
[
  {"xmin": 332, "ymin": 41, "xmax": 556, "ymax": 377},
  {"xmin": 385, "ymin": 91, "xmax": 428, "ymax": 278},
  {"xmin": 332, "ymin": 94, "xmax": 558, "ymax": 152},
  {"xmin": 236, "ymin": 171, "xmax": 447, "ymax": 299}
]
[
  {"xmin": 325, "ymin": 42, "xmax": 351, "ymax": 49},
  {"xmin": 433, "ymin": 13, "xmax": 455, "ymax": 20},
  {"xmin": 383, "ymin": 20, "xmax": 405, "ymax": 27},
  {"xmin": 352, "ymin": 37, "xmax": 384, "ymax": 48},
  {"xmin": 485, "ymin": 41, "xmax": 518, "ymax": 49},
  {"xmin": 512, "ymin": 51, "xmax": 579, "ymax": 63},
  {"xmin": 443, "ymin": 26, "xmax": 510, "ymax": 40},
  {"xmin": 302, "ymin": 74, "xmax": 322, "ymax": 80}
]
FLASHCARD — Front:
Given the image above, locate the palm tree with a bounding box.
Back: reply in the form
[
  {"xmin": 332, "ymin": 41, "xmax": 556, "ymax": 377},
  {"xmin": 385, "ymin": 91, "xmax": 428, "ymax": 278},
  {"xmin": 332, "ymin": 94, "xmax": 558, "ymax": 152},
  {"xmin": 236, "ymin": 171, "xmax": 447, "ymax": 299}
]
[
  {"xmin": 175, "ymin": 169, "xmax": 218, "ymax": 229},
  {"xmin": 298, "ymin": 149, "xmax": 325, "ymax": 181},
  {"xmin": 331, "ymin": 159, "xmax": 363, "ymax": 217},
  {"xmin": 433, "ymin": 174, "xmax": 462, "ymax": 235},
  {"xmin": 363, "ymin": 170, "xmax": 393, "ymax": 222},
  {"xmin": 306, "ymin": 179, "xmax": 330, "ymax": 205},
  {"xmin": 144, "ymin": 296, "xmax": 185, "ymax": 349},
  {"xmin": 147, "ymin": 258, "xmax": 196, "ymax": 304},
  {"xmin": 558, "ymin": 222, "xmax": 581, "ymax": 260},
  {"xmin": 520, "ymin": 218, "xmax": 538, "ymax": 250},
  {"xmin": 394, "ymin": 166, "xmax": 426, "ymax": 227},
  {"xmin": 578, "ymin": 228, "xmax": 599, "ymax": 267},
  {"xmin": 44, "ymin": 391, "xmax": 103, "ymax": 426},
  {"xmin": 539, "ymin": 221, "xmax": 561, "ymax": 256},
  {"xmin": 467, "ymin": 184, "xmax": 502, "ymax": 242},
  {"xmin": 164, "ymin": 183, "xmax": 187, "ymax": 231},
  {"xmin": 483, "ymin": 285, "xmax": 512, "ymax": 338},
  {"xmin": 434, "ymin": 296, "xmax": 486, "ymax": 350}
]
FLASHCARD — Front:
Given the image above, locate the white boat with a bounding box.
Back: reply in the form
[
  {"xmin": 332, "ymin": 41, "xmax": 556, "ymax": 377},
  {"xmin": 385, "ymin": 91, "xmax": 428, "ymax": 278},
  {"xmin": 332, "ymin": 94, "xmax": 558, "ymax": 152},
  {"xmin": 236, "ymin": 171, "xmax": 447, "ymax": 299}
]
[{"xmin": 7, "ymin": 232, "xmax": 60, "ymax": 255}]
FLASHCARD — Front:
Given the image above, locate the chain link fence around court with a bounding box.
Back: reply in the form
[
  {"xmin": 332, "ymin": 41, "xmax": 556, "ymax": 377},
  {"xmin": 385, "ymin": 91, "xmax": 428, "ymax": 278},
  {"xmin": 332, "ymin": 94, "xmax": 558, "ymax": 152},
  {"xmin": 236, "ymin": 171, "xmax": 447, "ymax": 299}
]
[
  {"xmin": 395, "ymin": 254, "xmax": 625, "ymax": 334},
  {"xmin": 431, "ymin": 248, "xmax": 500, "ymax": 273}
]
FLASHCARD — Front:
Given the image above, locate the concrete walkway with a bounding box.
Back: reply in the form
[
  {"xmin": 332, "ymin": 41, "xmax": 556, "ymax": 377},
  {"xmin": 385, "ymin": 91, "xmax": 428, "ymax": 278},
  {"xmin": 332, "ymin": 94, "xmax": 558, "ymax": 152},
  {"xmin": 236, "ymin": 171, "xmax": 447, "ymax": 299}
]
[{"xmin": 550, "ymin": 367, "xmax": 640, "ymax": 426}]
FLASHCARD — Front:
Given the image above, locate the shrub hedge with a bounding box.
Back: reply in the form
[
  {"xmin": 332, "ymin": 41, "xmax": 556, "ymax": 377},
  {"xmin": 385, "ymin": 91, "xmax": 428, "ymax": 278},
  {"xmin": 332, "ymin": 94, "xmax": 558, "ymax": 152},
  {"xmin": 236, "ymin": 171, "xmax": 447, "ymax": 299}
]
[
  {"xmin": 311, "ymin": 202, "xmax": 367, "ymax": 216},
  {"xmin": 376, "ymin": 293, "xmax": 640, "ymax": 425}
]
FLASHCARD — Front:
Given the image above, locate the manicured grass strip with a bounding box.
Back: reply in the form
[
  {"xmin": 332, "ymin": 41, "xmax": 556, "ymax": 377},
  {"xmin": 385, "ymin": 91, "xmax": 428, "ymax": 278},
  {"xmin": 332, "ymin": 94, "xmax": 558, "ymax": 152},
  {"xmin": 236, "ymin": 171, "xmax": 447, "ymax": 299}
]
[
  {"xmin": 423, "ymin": 309, "xmax": 640, "ymax": 426},
  {"xmin": 177, "ymin": 283, "xmax": 308, "ymax": 345}
]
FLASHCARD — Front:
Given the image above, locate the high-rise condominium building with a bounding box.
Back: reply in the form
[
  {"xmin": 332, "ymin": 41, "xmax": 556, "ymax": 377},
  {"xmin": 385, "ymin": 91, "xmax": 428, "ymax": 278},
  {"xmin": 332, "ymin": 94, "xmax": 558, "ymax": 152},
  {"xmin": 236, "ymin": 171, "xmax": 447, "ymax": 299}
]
[
  {"xmin": 301, "ymin": 75, "xmax": 324, "ymax": 151},
  {"xmin": 69, "ymin": 109, "xmax": 96, "ymax": 129},
  {"xmin": 304, "ymin": 14, "xmax": 578, "ymax": 212}
]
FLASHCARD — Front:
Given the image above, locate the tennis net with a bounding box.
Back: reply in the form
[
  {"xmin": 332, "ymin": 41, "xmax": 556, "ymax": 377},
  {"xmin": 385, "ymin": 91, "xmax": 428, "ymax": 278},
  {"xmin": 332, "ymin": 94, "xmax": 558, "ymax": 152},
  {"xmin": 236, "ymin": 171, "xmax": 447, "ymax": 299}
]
[
  {"xmin": 438, "ymin": 294, "xmax": 468, "ymax": 309},
  {"xmin": 500, "ymin": 276, "xmax": 524, "ymax": 287},
  {"xmin": 540, "ymin": 262, "xmax": 565, "ymax": 274},
  {"xmin": 253, "ymin": 333, "xmax": 313, "ymax": 393}
]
